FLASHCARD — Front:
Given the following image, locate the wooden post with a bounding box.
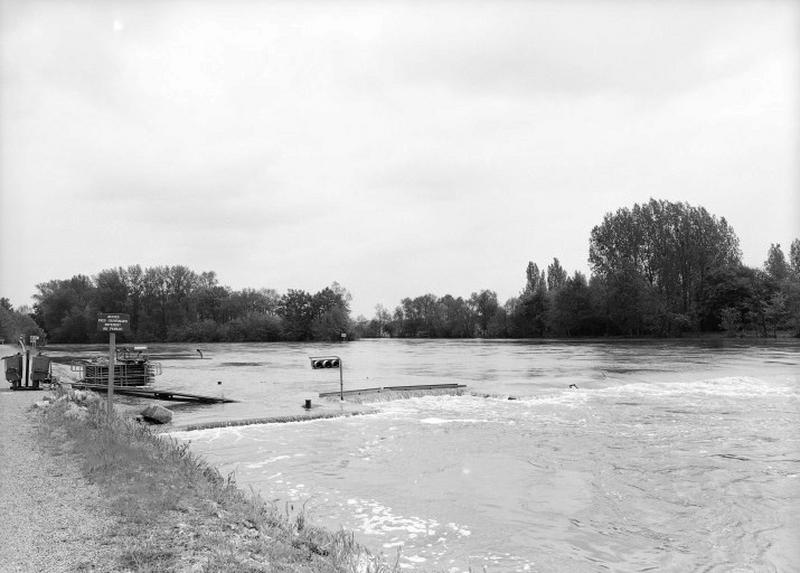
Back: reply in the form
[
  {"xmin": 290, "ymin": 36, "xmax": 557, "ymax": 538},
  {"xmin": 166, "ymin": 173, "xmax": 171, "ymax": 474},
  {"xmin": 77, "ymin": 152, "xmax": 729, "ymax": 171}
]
[{"xmin": 108, "ymin": 332, "xmax": 115, "ymax": 421}]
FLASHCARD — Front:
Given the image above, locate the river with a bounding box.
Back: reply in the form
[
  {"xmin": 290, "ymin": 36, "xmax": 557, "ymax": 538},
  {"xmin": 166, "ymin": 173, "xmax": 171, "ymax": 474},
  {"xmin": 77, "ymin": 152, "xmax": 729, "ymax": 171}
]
[{"xmin": 30, "ymin": 338, "xmax": 800, "ymax": 571}]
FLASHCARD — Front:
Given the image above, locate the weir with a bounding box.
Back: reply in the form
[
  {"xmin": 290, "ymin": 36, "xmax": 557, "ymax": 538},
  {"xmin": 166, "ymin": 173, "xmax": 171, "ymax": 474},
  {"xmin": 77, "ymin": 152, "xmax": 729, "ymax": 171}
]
[
  {"xmin": 176, "ymin": 409, "xmax": 374, "ymax": 432},
  {"xmin": 318, "ymin": 383, "xmax": 466, "ymax": 399}
]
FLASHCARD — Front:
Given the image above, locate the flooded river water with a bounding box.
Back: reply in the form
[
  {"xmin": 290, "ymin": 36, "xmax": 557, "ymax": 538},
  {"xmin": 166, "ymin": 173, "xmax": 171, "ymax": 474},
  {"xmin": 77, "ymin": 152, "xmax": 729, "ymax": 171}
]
[{"xmin": 36, "ymin": 339, "xmax": 800, "ymax": 571}]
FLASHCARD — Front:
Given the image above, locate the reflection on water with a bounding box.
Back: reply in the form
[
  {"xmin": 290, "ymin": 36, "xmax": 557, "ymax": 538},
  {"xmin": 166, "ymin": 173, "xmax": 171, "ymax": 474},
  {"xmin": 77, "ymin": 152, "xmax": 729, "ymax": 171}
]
[{"xmin": 33, "ymin": 339, "xmax": 800, "ymax": 571}]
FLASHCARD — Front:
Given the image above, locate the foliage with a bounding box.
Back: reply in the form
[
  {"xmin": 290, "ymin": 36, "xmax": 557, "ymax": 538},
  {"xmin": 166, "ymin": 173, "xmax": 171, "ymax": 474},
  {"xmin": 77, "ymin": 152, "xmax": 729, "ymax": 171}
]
[
  {"xmin": 364, "ymin": 201, "xmax": 796, "ymax": 339},
  {"xmin": 24, "ymin": 199, "xmax": 800, "ymax": 342},
  {"xmin": 31, "ymin": 265, "xmax": 352, "ymax": 343},
  {"xmin": 0, "ymin": 300, "xmax": 44, "ymax": 343},
  {"xmin": 589, "ymin": 198, "xmax": 741, "ymax": 331}
]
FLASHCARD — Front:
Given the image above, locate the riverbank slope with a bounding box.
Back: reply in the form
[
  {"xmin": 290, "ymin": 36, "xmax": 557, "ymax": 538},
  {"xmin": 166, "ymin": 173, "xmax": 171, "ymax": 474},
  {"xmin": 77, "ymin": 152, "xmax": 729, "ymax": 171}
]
[{"xmin": 0, "ymin": 386, "xmax": 395, "ymax": 572}]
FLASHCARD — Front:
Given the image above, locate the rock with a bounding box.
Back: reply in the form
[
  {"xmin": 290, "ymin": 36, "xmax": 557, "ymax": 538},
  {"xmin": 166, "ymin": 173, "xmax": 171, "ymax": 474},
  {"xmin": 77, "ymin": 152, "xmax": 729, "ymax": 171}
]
[
  {"xmin": 140, "ymin": 404, "xmax": 173, "ymax": 424},
  {"xmin": 72, "ymin": 390, "xmax": 86, "ymax": 400},
  {"xmin": 63, "ymin": 403, "xmax": 88, "ymax": 421},
  {"xmin": 72, "ymin": 390, "xmax": 100, "ymax": 405}
]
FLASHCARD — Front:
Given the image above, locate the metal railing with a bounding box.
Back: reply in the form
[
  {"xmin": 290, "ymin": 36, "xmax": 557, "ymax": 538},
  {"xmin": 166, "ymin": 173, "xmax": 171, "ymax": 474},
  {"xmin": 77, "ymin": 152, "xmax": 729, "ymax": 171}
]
[{"xmin": 71, "ymin": 360, "xmax": 162, "ymax": 386}]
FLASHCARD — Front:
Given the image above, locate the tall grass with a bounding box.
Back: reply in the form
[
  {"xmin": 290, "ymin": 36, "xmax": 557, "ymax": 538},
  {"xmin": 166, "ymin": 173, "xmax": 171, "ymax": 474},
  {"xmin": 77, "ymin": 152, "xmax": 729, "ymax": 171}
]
[{"xmin": 37, "ymin": 387, "xmax": 398, "ymax": 573}]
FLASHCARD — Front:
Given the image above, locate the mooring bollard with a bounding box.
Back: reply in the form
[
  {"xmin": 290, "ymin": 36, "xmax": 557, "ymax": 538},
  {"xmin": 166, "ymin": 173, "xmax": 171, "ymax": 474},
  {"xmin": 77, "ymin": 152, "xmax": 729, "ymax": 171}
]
[{"xmin": 304, "ymin": 399, "xmax": 312, "ymax": 409}]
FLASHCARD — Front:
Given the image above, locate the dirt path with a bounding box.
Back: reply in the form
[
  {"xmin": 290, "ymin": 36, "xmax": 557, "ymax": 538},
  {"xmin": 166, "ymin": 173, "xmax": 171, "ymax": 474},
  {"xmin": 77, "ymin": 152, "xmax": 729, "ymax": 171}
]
[{"xmin": 0, "ymin": 389, "xmax": 118, "ymax": 572}]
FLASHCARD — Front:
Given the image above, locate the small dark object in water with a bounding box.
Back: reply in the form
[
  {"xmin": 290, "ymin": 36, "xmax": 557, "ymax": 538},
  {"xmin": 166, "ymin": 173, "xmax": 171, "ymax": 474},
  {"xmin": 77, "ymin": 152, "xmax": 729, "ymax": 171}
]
[
  {"xmin": 217, "ymin": 380, "xmax": 222, "ymax": 385},
  {"xmin": 569, "ymin": 384, "xmax": 578, "ymax": 389},
  {"xmin": 303, "ymin": 399, "xmax": 312, "ymax": 409},
  {"xmin": 197, "ymin": 349, "xmax": 203, "ymax": 359},
  {"xmin": 507, "ymin": 396, "xmax": 518, "ymax": 401}
]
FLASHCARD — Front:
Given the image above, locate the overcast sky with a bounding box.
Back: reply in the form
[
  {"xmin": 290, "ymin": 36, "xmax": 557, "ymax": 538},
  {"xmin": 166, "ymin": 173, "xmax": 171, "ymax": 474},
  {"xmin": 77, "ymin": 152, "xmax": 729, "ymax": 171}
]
[{"xmin": 1, "ymin": 1, "xmax": 798, "ymax": 317}]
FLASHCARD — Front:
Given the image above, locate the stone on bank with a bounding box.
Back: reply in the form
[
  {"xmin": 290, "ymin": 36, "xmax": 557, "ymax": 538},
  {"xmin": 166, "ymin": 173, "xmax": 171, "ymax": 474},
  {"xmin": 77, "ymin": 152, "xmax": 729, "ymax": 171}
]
[{"xmin": 140, "ymin": 404, "xmax": 173, "ymax": 424}]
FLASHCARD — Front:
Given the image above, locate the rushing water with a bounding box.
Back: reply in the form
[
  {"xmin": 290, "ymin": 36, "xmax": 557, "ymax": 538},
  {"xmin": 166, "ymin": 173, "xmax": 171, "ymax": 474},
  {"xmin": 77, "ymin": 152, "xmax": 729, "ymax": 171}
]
[{"xmin": 35, "ymin": 339, "xmax": 800, "ymax": 571}]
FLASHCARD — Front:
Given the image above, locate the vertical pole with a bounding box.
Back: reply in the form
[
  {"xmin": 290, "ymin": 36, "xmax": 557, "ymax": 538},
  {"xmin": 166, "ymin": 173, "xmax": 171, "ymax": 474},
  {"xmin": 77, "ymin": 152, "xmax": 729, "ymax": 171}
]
[
  {"xmin": 108, "ymin": 332, "xmax": 115, "ymax": 421},
  {"xmin": 339, "ymin": 360, "xmax": 344, "ymax": 401},
  {"xmin": 25, "ymin": 348, "xmax": 30, "ymax": 388}
]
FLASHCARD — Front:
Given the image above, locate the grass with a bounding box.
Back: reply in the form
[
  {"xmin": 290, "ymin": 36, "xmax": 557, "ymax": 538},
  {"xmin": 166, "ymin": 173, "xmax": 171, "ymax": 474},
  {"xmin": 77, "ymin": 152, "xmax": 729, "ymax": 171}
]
[{"xmin": 36, "ymin": 387, "xmax": 399, "ymax": 573}]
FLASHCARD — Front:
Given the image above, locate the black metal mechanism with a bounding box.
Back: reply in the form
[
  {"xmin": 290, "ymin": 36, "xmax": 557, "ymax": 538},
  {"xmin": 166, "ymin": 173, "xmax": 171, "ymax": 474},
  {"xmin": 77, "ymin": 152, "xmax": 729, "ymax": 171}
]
[
  {"xmin": 310, "ymin": 355, "xmax": 344, "ymax": 400},
  {"xmin": 310, "ymin": 357, "xmax": 340, "ymax": 369},
  {"xmin": 3, "ymin": 336, "xmax": 51, "ymax": 390},
  {"xmin": 3, "ymin": 353, "xmax": 24, "ymax": 389}
]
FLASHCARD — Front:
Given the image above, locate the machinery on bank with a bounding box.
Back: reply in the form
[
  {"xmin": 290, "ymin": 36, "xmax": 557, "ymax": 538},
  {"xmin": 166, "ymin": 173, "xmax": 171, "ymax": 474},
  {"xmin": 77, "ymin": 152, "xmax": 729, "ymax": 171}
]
[
  {"xmin": 3, "ymin": 336, "xmax": 52, "ymax": 390},
  {"xmin": 71, "ymin": 346, "xmax": 162, "ymax": 387}
]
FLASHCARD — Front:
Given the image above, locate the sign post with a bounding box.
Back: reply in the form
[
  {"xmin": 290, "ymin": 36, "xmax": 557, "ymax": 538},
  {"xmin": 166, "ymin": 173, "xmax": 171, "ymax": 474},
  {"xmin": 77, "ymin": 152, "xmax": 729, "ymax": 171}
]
[{"xmin": 97, "ymin": 313, "xmax": 130, "ymax": 421}]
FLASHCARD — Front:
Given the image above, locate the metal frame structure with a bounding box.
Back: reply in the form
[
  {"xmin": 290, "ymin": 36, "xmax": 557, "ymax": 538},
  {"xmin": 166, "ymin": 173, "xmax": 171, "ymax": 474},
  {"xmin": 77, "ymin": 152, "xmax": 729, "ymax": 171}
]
[
  {"xmin": 309, "ymin": 355, "xmax": 344, "ymax": 400},
  {"xmin": 71, "ymin": 346, "xmax": 162, "ymax": 387}
]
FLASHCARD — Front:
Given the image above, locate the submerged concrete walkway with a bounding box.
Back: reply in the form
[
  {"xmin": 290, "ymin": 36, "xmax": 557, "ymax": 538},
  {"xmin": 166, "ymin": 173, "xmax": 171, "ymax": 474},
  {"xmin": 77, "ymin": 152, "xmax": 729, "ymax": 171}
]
[{"xmin": 0, "ymin": 389, "xmax": 118, "ymax": 572}]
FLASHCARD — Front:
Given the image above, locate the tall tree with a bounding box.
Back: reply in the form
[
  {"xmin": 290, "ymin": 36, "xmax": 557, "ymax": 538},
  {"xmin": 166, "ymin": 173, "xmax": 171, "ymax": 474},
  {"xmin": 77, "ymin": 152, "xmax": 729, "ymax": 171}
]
[
  {"xmin": 280, "ymin": 289, "xmax": 314, "ymax": 341},
  {"xmin": 546, "ymin": 258, "xmax": 568, "ymax": 291},
  {"xmin": 790, "ymin": 239, "xmax": 800, "ymax": 277},
  {"xmin": 509, "ymin": 262, "xmax": 549, "ymax": 337},
  {"xmin": 548, "ymin": 272, "xmax": 598, "ymax": 336},
  {"xmin": 94, "ymin": 268, "xmax": 129, "ymax": 313},
  {"xmin": 524, "ymin": 262, "xmax": 545, "ymax": 295},
  {"xmin": 764, "ymin": 243, "xmax": 789, "ymax": 282},
  {"xmin": 589, "ymin": 199, "xmax": 741, "ymax": 331},
  {"xmin": 0, "ymin": 304, "xmax": 43, "ymax": 343},
  {"xmin": 310, "ymin": 284, "xmax": 353, "ymax": 341},
  {"xmin": 469, "ymin": 290, "xmax": 500, "ymax": 337},
  {"xmin": 33, "ymin": 275, "xmax": 96, "ymax": 342}
]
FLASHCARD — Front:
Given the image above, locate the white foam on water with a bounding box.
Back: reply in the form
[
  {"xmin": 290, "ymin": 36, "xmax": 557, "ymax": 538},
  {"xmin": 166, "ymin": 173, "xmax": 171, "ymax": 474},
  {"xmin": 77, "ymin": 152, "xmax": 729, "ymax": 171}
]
[
  {"xmin": 606, "ymin": 376, "xmax": 797, "ymax": 399},
  {"xmin": 516, "ymin": 391, "xmax": 592, "ymax": 407},
  {"xmin": 447, "ymin": 522, "xmax": 471, "ymax": 536},
  {"xmin": 420, "ymin": 417, "xmax": 491, "ymax": 425},
  {"xmin": 340, "ymin": 497, "xmax": 471, "ymax": 544},
  {"xmin": 379, "ymin": 393, "xmax": 532, "ymax": 422},
  {"xmin": 246, "ymin": 454, "xmax": 291, "ymax": 469},
  {"xmin": 169, "ymin": 426, "xmax": 231, "ymax": 442}
]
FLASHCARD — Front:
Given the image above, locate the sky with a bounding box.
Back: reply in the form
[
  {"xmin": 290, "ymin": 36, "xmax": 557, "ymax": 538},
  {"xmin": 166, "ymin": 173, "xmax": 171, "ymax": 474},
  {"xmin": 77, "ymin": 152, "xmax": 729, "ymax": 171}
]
[{"xmin": 1, "ymin": 0, "xmax": 798, "ymax": 318}]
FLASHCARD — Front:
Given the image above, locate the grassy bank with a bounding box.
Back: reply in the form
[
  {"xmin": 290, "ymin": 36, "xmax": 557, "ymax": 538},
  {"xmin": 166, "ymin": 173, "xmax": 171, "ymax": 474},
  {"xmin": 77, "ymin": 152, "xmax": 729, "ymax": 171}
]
[{"xmin": 36, "ymin": 387, "xmax": 398, "ymax": 573}]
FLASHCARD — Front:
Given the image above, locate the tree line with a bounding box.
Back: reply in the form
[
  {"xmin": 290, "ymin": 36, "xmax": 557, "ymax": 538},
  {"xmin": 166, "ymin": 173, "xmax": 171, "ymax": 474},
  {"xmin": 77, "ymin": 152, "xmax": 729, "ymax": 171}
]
[
  {"xmin": 356, "ymin": 199, "xmax": 800, "ymax": 339},
  {"xmin": 13, "ymin": 268, "xmax": 353, "ymax": 344},
  {"xmin": 2, "ymin": 199, "xmax": 798, "ymax": 344}
]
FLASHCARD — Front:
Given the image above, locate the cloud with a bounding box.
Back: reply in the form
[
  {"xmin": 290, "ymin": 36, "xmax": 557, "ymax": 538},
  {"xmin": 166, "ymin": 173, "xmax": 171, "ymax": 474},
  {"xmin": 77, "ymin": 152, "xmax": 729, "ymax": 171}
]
[
  {"xmin": 1, "ymin": 0, "xmax": 797, "ymax": 315},
  {"xmin": 361, "ymin": 2, "xmax": 785, "ymax": 99}
]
